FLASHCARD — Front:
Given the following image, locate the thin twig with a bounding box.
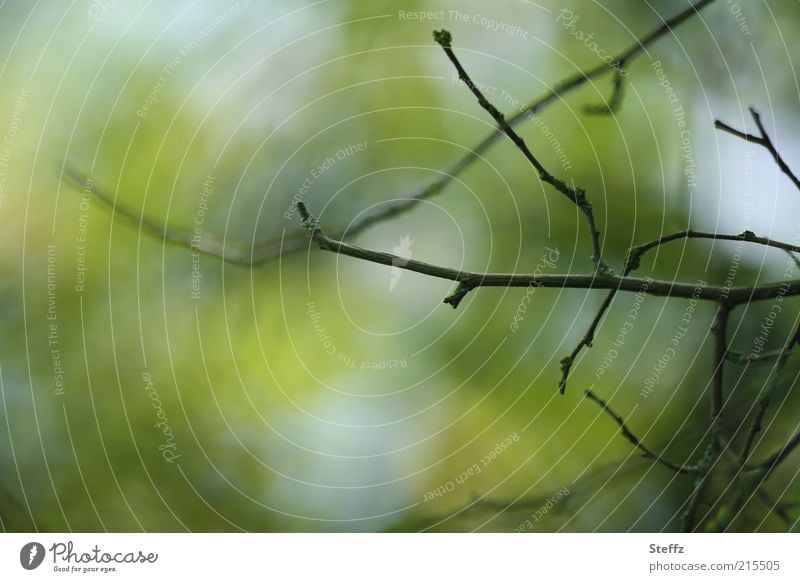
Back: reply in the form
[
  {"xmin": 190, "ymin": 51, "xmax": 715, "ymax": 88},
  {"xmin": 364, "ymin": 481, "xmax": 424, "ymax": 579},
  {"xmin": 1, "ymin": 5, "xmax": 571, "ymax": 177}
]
[
  {"xmin": 62, "ymin": 1, "xmax": 718, "ymax": 266},
  {"xmin": 740, "ymin": 326, "xmax": 800, "ymax": 461},
  {"xmin": 558, "ymin": 288, "xmax": 619, "ymax": 394},
  {"xmin": 295, "ymin": 202, "xmax": 800, "ymax": 307},
  {"xmin": 315, "ymin": 0, "xmax": 717, "ymax": 251},
  {"xmin": 585, "ymin": 389, "xmax": 698, "ymax": 474},
  {"xmin": 748, "ymin": 431, "xmax": 800, "ymax": 474},
  {"xmin": 682, "ymin": 441, "xmax": 719, "ymax": 531},
  {"xmin": 433, "ymin": 29, "xmax": 605, "ymax": 270},
  {"xmin": 727, "ymin": 348, "xmax": 788, "ymax": 364},
  {"xmin": 61, "ymin": 164, "xmax": 282, "ymax": 265},
  {"xmin": 557, "ymin": 228, "xmax": 800, "ymax": 393},
  {"xmin": 713, "ymin": 106, "xmax": 800, "ymax": 482},
  {"xmin": 342, "ymin": 0, "xmax": 716, "ymax": 242},
  {"xmin": 625, "ymin": 229, "xmax": 800, "ymax": 270},
  {"xmin": 715, "ymin": 108, "xmax": 800, "ymax": 192},
  {"xmin": 584, "ymin": 66, "xmax": 626, "ymax": 116}
]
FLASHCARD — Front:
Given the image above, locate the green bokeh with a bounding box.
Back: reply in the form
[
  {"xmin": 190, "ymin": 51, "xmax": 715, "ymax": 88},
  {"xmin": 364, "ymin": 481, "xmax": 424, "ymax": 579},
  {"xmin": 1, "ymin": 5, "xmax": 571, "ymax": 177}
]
[{"xmin": 1, "ymin": 0, "xmax": 799, "ymax": 532}]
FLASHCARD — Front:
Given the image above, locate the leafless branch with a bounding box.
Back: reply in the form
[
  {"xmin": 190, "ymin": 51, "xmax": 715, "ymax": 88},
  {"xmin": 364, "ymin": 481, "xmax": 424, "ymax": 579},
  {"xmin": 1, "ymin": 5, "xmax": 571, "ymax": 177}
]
[
  {"xmin": 433, "ymin": 29, "xmax": 605, "ymax": 271},
  {"xmin": 740, "ymin": 326, "xmax": 800, "ymax": 461},
  {"xmin": 558, "ymin": 228, "xmax": 800, "ymax": 393},
  {"xmin": 296, "ymin": 202, "xmax": 800, "ymax": 308},
  {"xmin": 584, "ymin": 389, "xmax": 699, "ymax": 474},
  {"xmin": 584, "ymin": 67, "xmax": 626, "ymax": 116},
  {"xmin": 715, "ymin": 108, "xmax": 800, "ymax": 192},
  {"xmin": 62, "ymin": 0, "xmax": 718, "ymax": 266}
]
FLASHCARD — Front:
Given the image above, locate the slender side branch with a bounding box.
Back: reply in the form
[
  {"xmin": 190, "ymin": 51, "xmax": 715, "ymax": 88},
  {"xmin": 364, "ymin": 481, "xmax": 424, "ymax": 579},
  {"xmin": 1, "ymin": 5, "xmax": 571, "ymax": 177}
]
[
  {"xmin": 709, "ymin": 430, "xmax": 800, "ymax": 532},
  {"xmin": 585, "ymin": 389, "xmax": 698, "ymax": 474},
  {"xmin": 61, "ymin": 164, "xmax": 283, "ymax": 265},
  {"xmin": 558, "ymin": 287, "xmax": 621, "ymax": 394},
  {"xmin": 584, "ymin": 66, "xmax": 626, "ymax": 116},
  {"xmin": 727, "ymin": 348, "xmax": 787, "ymax": 364},
  {"xmin": 626, "ymin": 229, "xmax": 800, "ymax": 271},
  {"xmin": 433, "ymin": 29, "xmax": 605, "ymax": 270},
  {"xmin": 740, "ymin": 325, "xmax": 800, "ymax": 461},
  {"xmin": 748, "ymin": 431, "xmax": 800, "ymax": 475},
  {"xmin": 715, "ymin": 108, "xmax": 800, "ymax": 192},
  {"xmin": 557, "ymin": 228, "xmax": 800, "ymax": 393},
  {"xmin": 295, "ymin": 203, "xmax": 800, "ymax": 307},
  {"xmin": 338, "ymin": 0, "xmax": 716, "ymax": 249}
]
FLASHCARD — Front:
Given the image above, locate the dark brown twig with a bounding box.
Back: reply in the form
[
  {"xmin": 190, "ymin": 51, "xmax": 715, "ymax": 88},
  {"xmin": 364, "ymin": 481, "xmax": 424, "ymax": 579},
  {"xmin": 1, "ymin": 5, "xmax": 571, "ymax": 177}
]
[
  {"xmin": 557, "ymin": 228, "xmax": 800, "ymax": 393},
  {"xmin": 715, "ymin": 106, "xmax": 800, "ymax": 480},
  {"xmin": 433, "ymin": 29, "xmax": 605, "ymax": 272},
  {"xmin": 682, "ymin": 304, "xmax": 731, "ymax": 532},
  {"xmin": 585, "ymin": 389, "xmax": 698, "ymax": 474},
  {"xmin": 295, "ymin": 202, "xmax": 800, "ymax": 308},
  {"xmin": 740, "ymin": 326, "xmax": 800, "ymax": 461},
  {"xmin": 715, "ymin": 108, "xmax": 800, "ymax": 192}
]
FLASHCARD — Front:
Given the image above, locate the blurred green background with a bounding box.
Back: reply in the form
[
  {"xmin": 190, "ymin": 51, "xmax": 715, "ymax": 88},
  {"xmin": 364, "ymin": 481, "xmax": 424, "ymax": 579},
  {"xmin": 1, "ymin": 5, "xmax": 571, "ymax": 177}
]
[{"xmin": 1, "ymin": 0, "xmax": 799, "ymax": 532}]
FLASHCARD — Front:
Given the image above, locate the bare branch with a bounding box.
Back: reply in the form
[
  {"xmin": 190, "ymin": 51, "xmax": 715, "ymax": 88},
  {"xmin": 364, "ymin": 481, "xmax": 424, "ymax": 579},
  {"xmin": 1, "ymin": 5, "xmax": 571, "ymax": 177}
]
[
  {"xmin": 61, "ymin": 1, "xmax": 718, "ymax": 267},
  {"xmin": 557, "ymin": 287, "xmax": 632, "ymax": 395},
  {"xmin": 626, "ymin": 229, "xmax": 800, "ymax": 270},
  {"xmin": 748, "ymin": 431, "xmax": 800, "ymax": 475},
  {"xmin": 343, "ymin": 0, "xmax": 717, "ymax": 248},
  {"xmin": 61, "ymin": 164, "xmax": 287, "ymax": 265},
  {"xmin": 585, "ymin": 389, "xmax": 699, "ymax": 475},
  {"xmin": 295, "ymin": 202, "xmax": 800, "ymax": 307},
  {"xmin": 584, "ymin": 67, "xmax": 626, "ymax": 116},
  {"xmin": 557, "ymin": 228, "xmax": 800, "ymax": 393},
  {"xmin": 682, "ymin": 442, "xmax": 720, "ymax": 532},
  {"xmin": 740, "ymin": 327, "xmax": 800, "ymax": 461},
  {"xmin": 433, "ymin": 29, "xmax": 605, "ymax": 271},
  {"xmin": 682, "ymin": 304, "xmax": 731, "ymax": 532},
  {"xmin": 715, "ymin": 108, "xmax": 800, "ymax": 192}
]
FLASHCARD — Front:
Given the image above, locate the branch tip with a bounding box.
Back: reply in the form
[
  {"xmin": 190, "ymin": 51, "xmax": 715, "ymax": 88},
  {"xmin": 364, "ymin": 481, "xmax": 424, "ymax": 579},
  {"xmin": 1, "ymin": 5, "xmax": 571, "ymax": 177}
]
[
  {"xmin": 296, "ymin": 202, "xmax": 323, "ymax": 243},
  {"xmin": 433, "ymin": 29, "xmax": 452, "ymax": 48}
]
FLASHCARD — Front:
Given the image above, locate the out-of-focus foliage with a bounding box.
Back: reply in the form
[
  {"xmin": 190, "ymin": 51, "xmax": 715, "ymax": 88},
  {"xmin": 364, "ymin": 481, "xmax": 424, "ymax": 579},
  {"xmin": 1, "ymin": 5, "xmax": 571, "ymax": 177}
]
[{"xmin": 1, "ymin": 0, "xmax": 799, "ymax": 532}]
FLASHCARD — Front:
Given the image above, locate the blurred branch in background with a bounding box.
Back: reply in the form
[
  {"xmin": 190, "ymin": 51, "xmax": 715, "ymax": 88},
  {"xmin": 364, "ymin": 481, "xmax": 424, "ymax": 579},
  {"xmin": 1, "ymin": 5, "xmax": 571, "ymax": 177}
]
[
  {"xmin": 53, "ymin": 0, "xmax": 800, "ymax": 533},
  {"xmin": 61, "ymin": 0, "xmax": 717, "ymax": 266}
]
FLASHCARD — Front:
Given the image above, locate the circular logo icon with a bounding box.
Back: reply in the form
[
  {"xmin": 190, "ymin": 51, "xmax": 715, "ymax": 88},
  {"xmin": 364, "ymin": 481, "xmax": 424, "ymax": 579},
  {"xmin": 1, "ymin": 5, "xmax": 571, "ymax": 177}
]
[{"xmin": 19, "ymin": 542, "xmax": 45, "ymax": 570}]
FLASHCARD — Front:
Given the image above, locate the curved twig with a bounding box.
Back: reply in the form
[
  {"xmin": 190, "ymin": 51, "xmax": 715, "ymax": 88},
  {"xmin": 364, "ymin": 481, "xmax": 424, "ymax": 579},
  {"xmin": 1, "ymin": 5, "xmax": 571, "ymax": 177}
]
[
  {"xmin": 585, "ymin": 389, "xmax": 698, "ymax": 474},
  {"xmin": 62, "ymin": 0, "xmax": 718, "ymax": 266},
  {"xmin": 434, "ymin": 29, "xmax": 605, "ymax": 270}
]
